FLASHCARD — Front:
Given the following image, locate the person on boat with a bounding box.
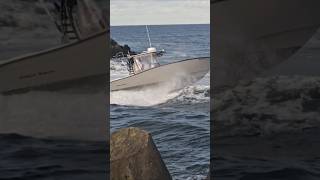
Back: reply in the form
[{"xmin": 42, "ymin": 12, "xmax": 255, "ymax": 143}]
[{"xmin": 128, "ymin": 57, "xmax": 134, "ymax": 72}]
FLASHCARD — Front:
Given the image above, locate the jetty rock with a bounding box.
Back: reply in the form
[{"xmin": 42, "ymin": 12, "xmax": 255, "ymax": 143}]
[
  {"xmin": 111, "ymin": 127, "xmax": 172, "ymax": 180},
  {"xmin": 111, "ymin": 39, "xmax": 134, "ymax": 57}
]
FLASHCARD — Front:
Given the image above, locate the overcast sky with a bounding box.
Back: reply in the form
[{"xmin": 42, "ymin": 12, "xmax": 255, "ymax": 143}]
[{"xmin": 110, "ymin": 0, "xmax": 210, "ymax": 26}]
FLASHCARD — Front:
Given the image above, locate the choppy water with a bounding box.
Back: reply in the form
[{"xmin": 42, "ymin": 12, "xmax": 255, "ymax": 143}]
[
  {"xmin": 0, "ymin": 134, "xmax": 107, "ymax": 180},
  {"xmin": 213, "ymin": 76, "xmax": 320, "ymax": 180},
  {"xmin": 110, "ymin": 24, "xmax": 210, "ymax": 179},
  {"xmin": 213, "ymin": 28, "xmax": 320, "ymax": 179},
  {"xmin": 211, "ymin": 26, "xmax": 320, "ymax": 180},
  {"xmin": 0, "ymin": 1, "xmax": 108, "ymax": 179}
]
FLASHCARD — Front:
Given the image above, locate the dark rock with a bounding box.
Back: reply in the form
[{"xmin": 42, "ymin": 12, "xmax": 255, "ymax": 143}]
[
  {"xmin": 123, "ymin": 44, "xmax": 131, "ymax": 54},
  {"xmin": 111, "ymin": 127, "xmax": 172, "ymax": 180},
  {"xmin": 111, "ymin": 39, "xmax": 135, "ymax": 57}
]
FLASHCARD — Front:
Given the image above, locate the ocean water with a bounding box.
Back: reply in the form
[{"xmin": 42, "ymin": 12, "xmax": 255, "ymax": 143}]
[
  {"xmin": 213, "ymin": 76, "xmax": 320, "ymax": 180},
  {"xmin": 0, "ymin": 134, "xmax": 108, "ymax": 180},
  {"xmin": 110, "ymin": 24, "xmax": 210, "ymax": 179},
  {"xmin": 0, "ymin": 1, "xmax": 108, "ymax": 179},
  {"xmin": 213, "ymin": 29, "xmax": 320, "ymax": 179}
]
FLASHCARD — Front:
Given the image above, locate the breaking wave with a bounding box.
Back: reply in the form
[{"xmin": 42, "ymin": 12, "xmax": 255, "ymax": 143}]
[
  {"xmin": 214, "ymin": 75, "xmax": 320, "ymax": 137},
  {"xmin": 185, "ymin": 175, "xmax": 207, "ymax": 180},
  {"xmin": 110, "ymin": 83, "xmax": 209, "ymax": 107},
  {"xmin": 170, "ymin": 85, "xmax": 209, "ymax": 104}
]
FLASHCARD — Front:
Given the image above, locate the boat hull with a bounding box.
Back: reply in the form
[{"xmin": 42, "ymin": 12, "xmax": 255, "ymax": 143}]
[
  {"xmin": 213, "ymin": 0, "xmax": 320, "ymax": 90},
  {"xmin": 111, "ymin": 57, "xmax": 210, "ymax": 91},
  {"xmin": 0, "ymin": 31, "xmax": 107, "ymax": 94}
]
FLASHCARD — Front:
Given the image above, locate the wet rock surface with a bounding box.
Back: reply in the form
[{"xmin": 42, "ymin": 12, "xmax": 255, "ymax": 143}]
[
  {"xmin": 111, "ymin": 39, "xmax": 134, "ymax": 57},
  {"xmin": 111, "ymin": 127, "xmax": 172, "ymax": 180}
]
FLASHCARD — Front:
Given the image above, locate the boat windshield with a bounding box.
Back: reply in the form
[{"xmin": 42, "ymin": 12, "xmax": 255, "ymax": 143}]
[{"xmin": 132, "ymin": 52, "xmax": 160, "ymax": 74}]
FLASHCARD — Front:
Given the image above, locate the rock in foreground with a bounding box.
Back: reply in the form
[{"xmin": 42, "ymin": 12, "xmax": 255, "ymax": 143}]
[{"xmin": 111, "ymin": 127, "xmax": 172, "ymax": 180}]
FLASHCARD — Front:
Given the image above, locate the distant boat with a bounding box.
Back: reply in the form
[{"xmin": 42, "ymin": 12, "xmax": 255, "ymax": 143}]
[
  {"xmin": 0, "ymin": 0, "xmax": 107, "ymax": 94},
  {"xmin": 111, "ymin": 47, "xmax": 209, "ymax": 92}
]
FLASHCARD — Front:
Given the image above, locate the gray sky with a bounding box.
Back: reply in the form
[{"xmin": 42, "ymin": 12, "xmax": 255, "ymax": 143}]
[{"xmin": 111, "ymin": 0, "xmax": 210, "ymax": 26}]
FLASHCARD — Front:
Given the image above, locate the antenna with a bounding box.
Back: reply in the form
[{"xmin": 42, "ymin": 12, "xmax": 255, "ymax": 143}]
[{"xmin": 146, "ymin": 25, "xmax": 152, "ymax": 48}]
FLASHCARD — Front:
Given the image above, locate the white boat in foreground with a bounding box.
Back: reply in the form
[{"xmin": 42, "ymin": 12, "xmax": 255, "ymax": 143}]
[
  {"xmin": 0, "ymin": 0, "xmax": 107, "ymax": 94},
  {"xmin": 0, "ymin": 31, "xmax": 107, "ymax": 94},
  {"xmin": 111, "ymin": 48, "xmax": 210, "ymax": 91}
]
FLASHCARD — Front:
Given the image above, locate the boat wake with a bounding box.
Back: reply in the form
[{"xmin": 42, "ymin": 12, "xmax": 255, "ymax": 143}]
[
  {"xmin": 110, "ymin": 85, "xmax": 179, "ymax": 106},
  {"xmin": 110, "ymin": 79, "xmax": 209, "ymax": 107},
  {"xmin": 110, "ymin": 59, "xmax": 209, "ymax": 106},
  {"xmin": 170, "ymin": 85, "xmax": 209, "ymax": 104}
]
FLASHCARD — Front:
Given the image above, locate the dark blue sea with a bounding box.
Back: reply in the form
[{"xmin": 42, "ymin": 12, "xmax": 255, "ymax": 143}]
[
  {"xmin": 0, "ymin": 1, "xmax": 108, "ymax": 179},
  {"xmin": 110, "ymin": 24, "xmax": 210, "ymax": 180},
  {"xmin": 212, "ymin": 28, "xmax": 320, "ymax": 180}
]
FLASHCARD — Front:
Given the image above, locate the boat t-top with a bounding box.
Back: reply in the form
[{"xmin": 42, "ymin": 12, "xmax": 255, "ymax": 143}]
[{"xmin": 126, "ymin": 47, "xmax": 160, "ymax": 75}]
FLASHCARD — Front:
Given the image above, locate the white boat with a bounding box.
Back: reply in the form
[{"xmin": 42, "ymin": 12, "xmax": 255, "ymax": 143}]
[
  {"xmin": 0, "ymin": 31, "xmax": 107, "ymax": 94},
  {"xmin": 0, "ymin": 0, "xmax": 107, "ymax": 94},
  {"xmin": 111, "ymin": 48, "xmax": 209, "ymax": 91},
  {"xmin": 212, "ymin": 0, "xmax": 320, "ymax": 90}
]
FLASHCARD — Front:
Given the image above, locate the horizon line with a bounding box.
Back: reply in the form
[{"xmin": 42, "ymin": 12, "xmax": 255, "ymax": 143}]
[{"xmin": 110, "ymin": 23, "xmax": 210, "ymax": 27}]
